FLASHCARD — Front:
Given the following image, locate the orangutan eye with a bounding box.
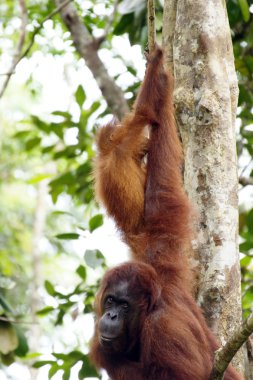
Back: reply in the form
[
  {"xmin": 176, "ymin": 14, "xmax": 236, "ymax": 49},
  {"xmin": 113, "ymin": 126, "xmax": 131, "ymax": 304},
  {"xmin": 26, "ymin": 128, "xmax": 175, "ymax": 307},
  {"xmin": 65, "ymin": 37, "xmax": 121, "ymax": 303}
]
[
  {"xmin": 106, "ymin": 296, "xmax": 114, "ymax": 304},
  {"xmin": 122, "ymin": 302, "xmax": 129, "ymax": 310}
]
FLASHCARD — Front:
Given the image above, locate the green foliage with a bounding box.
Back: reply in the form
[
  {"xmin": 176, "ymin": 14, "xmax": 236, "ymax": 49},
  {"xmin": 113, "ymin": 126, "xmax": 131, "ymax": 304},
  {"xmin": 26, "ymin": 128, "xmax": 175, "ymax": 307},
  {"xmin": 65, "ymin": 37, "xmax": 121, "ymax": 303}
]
[
  {"xmin": 89, "ymin": 214, "xmax": 104, "ymax": 232},
  {"xmin": 84, "ymin": 249, "xmax": 106, "ymax": 270},
  {"xmin": 113, "ymin": 0, "xmax": 164, "ymax": 45},
  {"xmin": 55, "ymin": 233, "xmax": 80, "ymax": 240},
  {"xmin": 240, "ymin": 208, "xmax": 253, "ymax": 316},
  {"xmin": 13, "ymin": 91, "xmax": 100, "ymax": 204},
  {"xmin": 0, "ymin": 2, "xmax": 107, "ymax": 373},
  {"xmin": 0, "ymin": 297, "xmax": 29, "ymax": 363},
  {"xmin": 42, "ymin": 277, "xmax": 99, "ymax": 326},
  {"xmin": 14, "ymin": 326, "xmax": 29, "ymax": 357},
  {"xmin": 33, "ymin": 351, "xmax": 101, "ymax": 379},
  {"xmin": 238, "ymin": 0, "xmax": 250, "ymax": 22},
  {"xmin": 76, "ymin": 265, "xmax": 87, "ymax": 281},
  {"xmin": 1, "ymin": 0, "xmax": 253, "ymax": 378},
  {"xmin": 75, "ymin": 85, "xmax": 87, "ymax": 108},
  {"xmin": 227, "ymin": 0, "xmax": 253, "ymax": 314}
]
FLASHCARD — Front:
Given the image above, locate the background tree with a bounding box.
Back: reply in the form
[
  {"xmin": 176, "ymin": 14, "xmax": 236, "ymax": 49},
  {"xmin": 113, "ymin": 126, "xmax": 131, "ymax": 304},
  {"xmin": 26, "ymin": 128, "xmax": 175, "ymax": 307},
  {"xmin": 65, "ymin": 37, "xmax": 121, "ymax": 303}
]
[{"xmin": 0, "ymin": 0, "xmax": 253, "ymax": 379}]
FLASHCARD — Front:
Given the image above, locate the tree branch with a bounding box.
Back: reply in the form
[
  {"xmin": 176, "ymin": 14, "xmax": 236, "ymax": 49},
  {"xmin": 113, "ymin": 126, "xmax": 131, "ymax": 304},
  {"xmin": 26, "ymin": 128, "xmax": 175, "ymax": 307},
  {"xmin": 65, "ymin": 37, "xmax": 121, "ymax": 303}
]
[
  {"xmin": 0, "ymin": 0, "xmax": 28, "ymax": 99},
  {"xmin": 211, "ymin": 312, "xmax": 253, "ymax": 380},
  {"xmin": 0, "ymin": 316, "xmax": 38, "ymax": 325},
  {"xmin": 102, "ymin": 0, "xmax": 119, "ymax": 43},
  {"xmin": 162, "ymin": 0, "xmax": 177, "ymax": 71},
  {"xmin": 239, "ymin": 176, "xmax": 253, "ymax": 187},
  {"xmin": 147, "ymin": 0, "xmax": 156, "ymax": 52},
  {"xmin": 55, "ymin": 0, "xmax": 129, "ymax": 119},
  {"xmin": 239, "ymin": 157, "xmax": 253, "ymax": 178},
  {"xmin": 18, "ymin": 0, "xmax": 73, "ymax": 64},
  {"xmin": 0, "ymin": 0, "xmax": 73, "ymax": 99}
]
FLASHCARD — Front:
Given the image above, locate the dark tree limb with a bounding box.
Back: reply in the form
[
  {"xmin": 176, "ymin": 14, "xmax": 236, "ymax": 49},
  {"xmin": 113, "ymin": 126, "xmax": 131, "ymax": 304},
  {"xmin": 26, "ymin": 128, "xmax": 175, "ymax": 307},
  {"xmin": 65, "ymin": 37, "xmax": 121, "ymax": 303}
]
[
  {"xmin": 211, "ymin": 312, "xmax": 253, "ymax": 380},
  {"xmin": 55, "ymin": 0, "xmax": 129, "ymax": 119},
  {"xmin": 239, "ymin": 176, "xmax": 253, "ymax": 187}
]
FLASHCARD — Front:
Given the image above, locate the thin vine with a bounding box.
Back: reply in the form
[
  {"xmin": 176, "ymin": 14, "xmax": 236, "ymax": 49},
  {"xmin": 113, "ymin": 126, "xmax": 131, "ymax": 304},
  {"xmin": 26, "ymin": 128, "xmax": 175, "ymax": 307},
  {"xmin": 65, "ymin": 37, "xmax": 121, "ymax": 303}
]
[{"xmin": 147, "ymin": 0, "xmax": 156, "ymax": 52}]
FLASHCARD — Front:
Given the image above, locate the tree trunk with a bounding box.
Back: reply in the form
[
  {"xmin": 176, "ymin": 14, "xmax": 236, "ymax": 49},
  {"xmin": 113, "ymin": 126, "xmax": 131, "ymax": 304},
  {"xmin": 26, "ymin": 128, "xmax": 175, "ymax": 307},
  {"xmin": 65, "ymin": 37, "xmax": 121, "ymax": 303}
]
[
  {"xmin": 29, "ymin": 180, "xmax": 48, "ymax": 380},
  {"xmin": 163, "ymin": 0, "xmax": 244, "ymax": 374}
]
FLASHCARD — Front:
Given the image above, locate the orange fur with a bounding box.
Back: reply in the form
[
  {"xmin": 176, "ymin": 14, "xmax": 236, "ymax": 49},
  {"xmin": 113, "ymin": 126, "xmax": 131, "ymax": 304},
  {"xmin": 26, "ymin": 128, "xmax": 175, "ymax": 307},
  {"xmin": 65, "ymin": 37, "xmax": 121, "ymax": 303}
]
[
  {"xmin": 91, "ymin": 47, "xmax": 243, "ymax": 380},
  {"xmin": 94, "ymin": 116, "xmax": 148, "ymax": 234},
  {"xmin": 94, "ymin": 48, "xmax": 192, "ymax": 285}
]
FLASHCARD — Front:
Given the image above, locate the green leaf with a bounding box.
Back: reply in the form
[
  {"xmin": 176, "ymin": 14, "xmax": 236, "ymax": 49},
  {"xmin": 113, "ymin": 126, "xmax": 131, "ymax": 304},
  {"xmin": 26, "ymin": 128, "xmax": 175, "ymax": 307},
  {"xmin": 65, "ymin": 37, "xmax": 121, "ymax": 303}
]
[
  {"xmin": 50, "ymin": 172, "xmax": 75, "ymax": 187},
  {"xmin": 36, "ymin": 306, "xmax": 55, "ymax": 316},
  {"xmin": 42, "ymin": 144, "xmax": 55, "ymax": 153},
  {"xmin": 126, "ymin": 65, "xmax": 137, "ymax": 76},
  {"xmin": 238, "ymin": 85, "xmax": 252, "ymax": 106},
  {"xmin": 55, "ymin": 309, "xmax": 65, "ymax": 325},
  {"xmin": 51, "ymin": 123, "xmax": 64, "ymax": 139},
  {"xmin": 78, "ymin": 355, "xmax": 100, "ymax": 379},
  {"xmin": 1, "ymin": 352, "xmax": 15, "ymax": 366},
  {"xmin": 245, "ymin": 143, "xmax": 253, "ymax": 156},
  {"xmin": 238, "ymin": 0, "xmax": 250, "ymax": 22},
  {"xmin": 28, "ymin": 174, "xmax": 52, "ymax": 184},
  {"xmin": 76, "ymin": 162, "xmax": 91, "ymax": 176},
  {"xmin": 54, "ymin": 146, "xmax": 79, "ymax": 159},
  {"xmin": 25, "ymin": 137, "xmax": 41, "ymax": 151},
  {"xmin": 14, "ymin": 326, "xmax": 29, "ymax": 357},
  {"xmin": 14, "ymin": 130, "xmax": 31, "ymax": 139},
  {"xmin": 76, "ymin": 265, "xmax": 87, "ymax": 280},
  {"xmin": 51, "ymin": 211, "xmax": 73, "ymax": 217},
  {"xmin": 44, "ymin": 280, "xmax": 56, "ymax": 296},
  {"xmin": 75, "ymin": 85, "xmax": 86, "ymax": 108},
  {"xmin": 245, "ymin": 56, "xmax": 253, "ymax": 71},
  {"xmin": 240, "ymin": 241, "xmax": 253, "ymax": 253},
  {"xmin": 89, "ymin": 101, "xmax": 100, "ymax": 115},
  {"xmin": 53, "ymin": 353, "xmax": 67, "ymax": 360},
  {"xmin": 114, "ymin": 13, "xmax": 134, "ymax": 35},
  {"xmin": 48, "ymin": 364, "xmax": 59, "ymax": 379},
  {"xmin": 246, "ymin": 209, "xmax": 253, "ymax": 233},
  {"xmin": 68, "ymin": 350, "xmax": 84, "ymax": 361},
  {"xmin": 89, "ymin": 214, "xmax": 103, "ymax": 232},
  {"xmin": 240, "ymin": 256, "xmax": 252, "ymax": 267},
  {"xmin": 52, "ymin": 111, "xmax": 71, "ymax": 120},
  {"xmin": 0, "ymin": 296, "xmax": 13, "ymax": 313},
  {"xmin": 84, "ymin": 249, "xmax": 105, "ymax": 269},
  {"xmin": 55, "ymin": 233, "xmax": 80, "ymax": 240},
  {"xmin": 236, "ymin": 59, "xmax": 249, "ymax": 77},
  {"xmin": 31, "ymin": 115, "xmax": 50, "ymax": 133},
  {"xmin": 33, "ymin": 360, "xmax": 56, "ymax": 369},
  {"xmin": 63, "ymin": 369, "xmax": 70, "ymax": 380},
  {"xmin": 50, "ymin": 186, "xmax": 62, "ymax": 204},
  {"xmin": 242, "ymin": 289, "xmax": 253, "ymax": 311},
  {"xmin": 23, "ymin": 352, "xmax": 41, "ymax": 360}
]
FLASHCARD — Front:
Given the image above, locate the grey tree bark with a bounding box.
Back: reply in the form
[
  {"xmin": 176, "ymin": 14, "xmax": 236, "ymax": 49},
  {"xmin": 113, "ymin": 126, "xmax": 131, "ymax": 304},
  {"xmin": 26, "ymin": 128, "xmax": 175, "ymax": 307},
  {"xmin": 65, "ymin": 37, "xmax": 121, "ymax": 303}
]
[{"xmin": 163, "ymin": 0, "xmax": 244, "ymax": 374}]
